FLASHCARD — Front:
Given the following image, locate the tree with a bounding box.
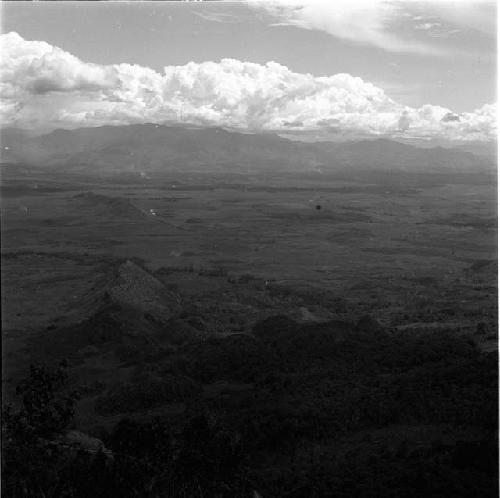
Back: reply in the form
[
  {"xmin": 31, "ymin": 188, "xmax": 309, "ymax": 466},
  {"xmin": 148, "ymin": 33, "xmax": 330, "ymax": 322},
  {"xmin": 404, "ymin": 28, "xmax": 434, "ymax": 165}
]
[{"xmin": 2, "ymin": 361, "xmax": 80, "ymax": 497}]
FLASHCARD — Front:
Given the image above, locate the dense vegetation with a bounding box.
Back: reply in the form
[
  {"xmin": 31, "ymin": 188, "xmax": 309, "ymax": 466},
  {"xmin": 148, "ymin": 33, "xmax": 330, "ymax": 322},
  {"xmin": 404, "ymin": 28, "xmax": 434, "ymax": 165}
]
[{"xmin": 2, "ymin": 314, "xmax": 497, "ymax": 497}]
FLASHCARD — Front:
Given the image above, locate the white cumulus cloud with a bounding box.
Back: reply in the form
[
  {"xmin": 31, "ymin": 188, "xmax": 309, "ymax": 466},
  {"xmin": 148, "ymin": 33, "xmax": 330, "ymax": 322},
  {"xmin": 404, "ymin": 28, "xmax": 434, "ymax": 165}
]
[{"xmin": 0, "ymin": 32, "xmax": 496, "ymax": 142}]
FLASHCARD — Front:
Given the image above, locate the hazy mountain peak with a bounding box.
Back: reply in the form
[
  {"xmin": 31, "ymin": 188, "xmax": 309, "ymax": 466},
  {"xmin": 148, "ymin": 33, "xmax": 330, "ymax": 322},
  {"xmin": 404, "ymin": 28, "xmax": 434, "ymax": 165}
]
[{"xmin": 1, "ymin": 124, "xmax": 493, "ymax": 175}]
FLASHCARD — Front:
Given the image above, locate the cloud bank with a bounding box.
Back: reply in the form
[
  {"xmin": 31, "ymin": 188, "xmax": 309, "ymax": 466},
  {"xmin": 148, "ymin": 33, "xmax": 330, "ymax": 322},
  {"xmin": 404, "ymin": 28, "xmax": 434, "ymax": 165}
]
[{"xmin": 0, "ymin": 32, "xmax": 496, "ymax": 142}]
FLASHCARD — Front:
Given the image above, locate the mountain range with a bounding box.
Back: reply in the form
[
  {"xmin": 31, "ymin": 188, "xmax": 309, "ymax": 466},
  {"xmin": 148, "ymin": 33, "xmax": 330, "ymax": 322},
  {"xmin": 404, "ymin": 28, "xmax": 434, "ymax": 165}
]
[{"xmin": 1, "ymin": 124, "xmax": 495, "ymax": 175}]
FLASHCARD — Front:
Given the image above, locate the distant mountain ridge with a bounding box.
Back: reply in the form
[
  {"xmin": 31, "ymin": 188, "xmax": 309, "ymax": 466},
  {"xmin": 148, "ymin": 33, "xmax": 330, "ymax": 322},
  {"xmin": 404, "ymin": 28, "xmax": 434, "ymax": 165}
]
[{"xmin": 1, "ymin": 124, "xmax": 494, "ymax": 174}]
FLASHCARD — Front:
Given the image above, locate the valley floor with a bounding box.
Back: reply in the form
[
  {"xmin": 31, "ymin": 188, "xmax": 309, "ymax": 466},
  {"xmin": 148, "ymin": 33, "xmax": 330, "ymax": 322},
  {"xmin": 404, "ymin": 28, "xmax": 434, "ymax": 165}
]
[{"xmin": 1, "ymin": 169, "xmax": 497, "ymax": 497}]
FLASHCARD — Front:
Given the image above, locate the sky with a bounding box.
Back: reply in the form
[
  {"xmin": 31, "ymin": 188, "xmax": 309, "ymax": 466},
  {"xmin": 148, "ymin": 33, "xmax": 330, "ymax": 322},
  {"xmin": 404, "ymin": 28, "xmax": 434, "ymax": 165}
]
[{"xmin": 0, "ymin": 0, "xmax": 497, "ymax": 143}]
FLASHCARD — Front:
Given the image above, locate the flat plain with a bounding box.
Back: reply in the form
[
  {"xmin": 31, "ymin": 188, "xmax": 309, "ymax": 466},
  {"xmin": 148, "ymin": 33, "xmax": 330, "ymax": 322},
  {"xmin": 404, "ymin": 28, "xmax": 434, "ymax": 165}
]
[{"xmin": 2, "ymin": 168, "xmax": 496, "ymax": 330}]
